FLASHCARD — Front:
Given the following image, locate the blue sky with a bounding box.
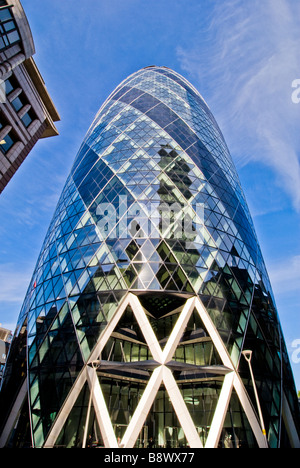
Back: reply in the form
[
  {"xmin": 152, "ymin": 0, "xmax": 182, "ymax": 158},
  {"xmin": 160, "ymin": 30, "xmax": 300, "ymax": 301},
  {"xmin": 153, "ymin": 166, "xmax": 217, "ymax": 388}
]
[{"xmin": 0, "ymin": 0, "xmax": 299, "ymax": 389}]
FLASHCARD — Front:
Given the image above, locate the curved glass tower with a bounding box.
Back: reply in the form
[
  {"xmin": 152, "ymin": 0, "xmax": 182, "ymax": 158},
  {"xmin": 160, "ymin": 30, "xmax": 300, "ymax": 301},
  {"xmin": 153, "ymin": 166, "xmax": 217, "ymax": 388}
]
[{"xmin": 1, "ymin": 66, "xmax": 299, "ymax": 449}]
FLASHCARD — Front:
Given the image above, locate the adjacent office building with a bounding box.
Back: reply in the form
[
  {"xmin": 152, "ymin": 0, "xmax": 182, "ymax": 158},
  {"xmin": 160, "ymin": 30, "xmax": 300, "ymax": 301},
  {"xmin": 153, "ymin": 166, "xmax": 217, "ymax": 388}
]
[
  {"xmin": 0, "ymin": 66, "xmax": 299, "ymax": 449},
  {"xmin": 0, "ymin": 0, "xmax": 60, "ymax": 193},
  {"xmin": 0, "ymin": 325, "xmax": 12, "ymax": 385}
]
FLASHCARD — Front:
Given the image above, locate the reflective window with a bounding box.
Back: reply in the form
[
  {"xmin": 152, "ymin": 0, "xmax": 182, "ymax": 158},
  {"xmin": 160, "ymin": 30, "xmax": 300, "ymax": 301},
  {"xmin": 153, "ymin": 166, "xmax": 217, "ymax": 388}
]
[
  {"xmin": 0, "ymin": 113, "xmax": 18, "ymax": 154},
  {"xmin": 4, "ymin": 75, "xmax": 19, "ymax": 95},
  {"xmin": 0, "ymin": 7, "xmax": 20, "ymax": 51},
  {"xmin": 11, "ymin": 94, "xmax": 24, "ymax": 112},
  {"xmin": 21, "ymin": 109, "xmax": 35, "ymax": 128}
]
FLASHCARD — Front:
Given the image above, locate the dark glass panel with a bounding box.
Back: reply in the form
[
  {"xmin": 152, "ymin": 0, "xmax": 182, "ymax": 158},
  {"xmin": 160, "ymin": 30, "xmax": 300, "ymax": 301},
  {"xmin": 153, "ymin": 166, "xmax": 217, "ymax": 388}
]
[
  {"xmin": 220, "ymin": 389, "xmax": 258, "ymax": 448},
  {"xmin": 11, "ymin": 95, "xmax": 24, "ymax": 112}
]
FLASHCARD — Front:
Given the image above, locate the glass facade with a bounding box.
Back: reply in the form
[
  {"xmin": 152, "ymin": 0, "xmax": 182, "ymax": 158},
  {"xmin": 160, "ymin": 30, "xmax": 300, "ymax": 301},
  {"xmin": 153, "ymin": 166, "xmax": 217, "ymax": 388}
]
[{"xmin": 0, "ymin": 66, "xmax": 299, "ymax": 449}]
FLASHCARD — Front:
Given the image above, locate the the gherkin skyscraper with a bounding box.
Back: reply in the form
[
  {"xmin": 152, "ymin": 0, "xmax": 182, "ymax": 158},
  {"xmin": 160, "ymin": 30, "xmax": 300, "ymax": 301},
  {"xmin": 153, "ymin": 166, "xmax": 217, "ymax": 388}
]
[{"xmin": 0, "ymin": 66, "xmax": 299, "ymax": 449}]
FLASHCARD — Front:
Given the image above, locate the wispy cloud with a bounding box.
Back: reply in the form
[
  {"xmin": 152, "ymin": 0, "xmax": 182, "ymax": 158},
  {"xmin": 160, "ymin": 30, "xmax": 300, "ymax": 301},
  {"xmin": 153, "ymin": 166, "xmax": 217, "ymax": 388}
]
[
  {"xmin": 0, "ymin": 263, "xmax": 32, "ymax": 331},
  {"xmin": 268, "ymin": 255, "xmax": 300, "ymax": 296},
  {"xmin": 177, "ymin": 0, "xmax": 300, "ymax": 211},
  {"xmin": 0, "ymin": 263, "xmax": 31, "ymax": 303}
]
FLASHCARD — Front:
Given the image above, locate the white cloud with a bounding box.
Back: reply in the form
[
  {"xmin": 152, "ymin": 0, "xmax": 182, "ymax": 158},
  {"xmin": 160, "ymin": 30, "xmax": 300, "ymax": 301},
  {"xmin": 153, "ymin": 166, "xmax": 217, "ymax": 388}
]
[
  {"xmin": 0, "ymin": 263, "xmax": 31, "ymax": 303},
  {"xmin": 177, "ymin": 0, "xmax": 300, "ymax": 211},
  {"xmin": 0, "ymin": 263, "xmax": 33, "ymax": 332},
  {"xmin": 268, "ymin": 255, "xmax": 300, "ymax": 296}
]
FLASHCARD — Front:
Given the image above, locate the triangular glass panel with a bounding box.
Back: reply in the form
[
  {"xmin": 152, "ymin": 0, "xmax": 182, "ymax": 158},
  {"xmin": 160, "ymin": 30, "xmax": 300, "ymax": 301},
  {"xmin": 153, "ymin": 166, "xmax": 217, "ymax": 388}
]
[
  {"xmin": 148, "ymin": 251, "xmax": 161, "ymax": 263},
  {"xmin": 165, "ymin": 277, "xmax": 178, "ymax": 291},
  {"xmin": 126, "ymin": 240, "xmax": 139, "ymax": 260},
  {"xmin": 133, "ymin": 262, "xmax": 155, "ymax": 288},
  {"xmin": 172, "ymin": 308, "xmax": 223, "ymax": 368},
  {"xmin": 147, "ymin": 277, "xmax": 162, "ymax": 290},
  {"xmin": 138, "ymin": 239, "xmax": 157, "ymax": 260},
  {"xmin": 123, "ymin": 264, "xmax": 138, "ymax": 288},
  {"xmin": 137, "ymin": 294, "xmax": 187, "ymax": 349}
]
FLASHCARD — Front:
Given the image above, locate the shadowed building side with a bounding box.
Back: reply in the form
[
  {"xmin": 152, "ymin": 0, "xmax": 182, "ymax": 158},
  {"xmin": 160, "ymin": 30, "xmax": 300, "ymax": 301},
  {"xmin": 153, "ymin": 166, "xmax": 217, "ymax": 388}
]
[{"xmin": 0, "ymin": 0, "xmax": 60, "ymax": 193}]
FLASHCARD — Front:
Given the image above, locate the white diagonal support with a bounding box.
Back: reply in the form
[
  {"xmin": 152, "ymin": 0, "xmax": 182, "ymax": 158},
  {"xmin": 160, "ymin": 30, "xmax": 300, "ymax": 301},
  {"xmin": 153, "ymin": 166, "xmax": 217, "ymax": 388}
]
[
  {"xmin": 0, "ymin": 378, "xmax": 28, "ymax": 448},
  {"xmin": 44, "ymin": 369, "xmax": 87, "ymax": 448},
  {"xmin": 162, "ymin": 296, "xmax": 196, "ymax": 363},
  {"xmin": 44, "ymin": 294, "xmax": 132, "ymax": 448},
  {"xmin": 205, "ymin": 372, "xmax": 235, "ymax": 448},
  {"xmin": 194, "ymin": 297, "xmax": 234, "ymax": 371},
  {"xmin": 162, "ymin": 366, "xmax": 203, "ymax": 448},
  {"xmin": 88, "ymin": 293, "xmax": 131, "ymax": 363},
  {"xmin": 43, "ymin": 293, "xmax": 271, "ymax": 449},
  {"xmin": 193, "ymin": 296, "xmax": 269, "ymax": 449},
  {"xmin": 282, "ymin": 392, "xmax": 300, "ymax": 448},
  {"xmin": 233, "ymin": 373, "xmax": 269, "ymax": 448},
  {"xmin": 86, "ymin": 365, "xmax": 118, "ymax": 448},
  {"xmin": 128, "ymin": 293, "xmax": 163, "ymax": 363},
  {"xmin": 121, "ymin": 367, "xmax": 164, "ymax": 448}
]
